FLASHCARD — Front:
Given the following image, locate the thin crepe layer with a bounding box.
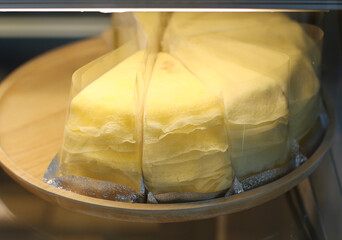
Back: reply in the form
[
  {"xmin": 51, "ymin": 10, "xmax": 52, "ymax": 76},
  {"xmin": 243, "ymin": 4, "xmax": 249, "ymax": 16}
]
[
  {"xmin": 229, "ymin": 119, "xmax": 289, "ymax": 178},
  {"xmin": 144, "ymin": 152, "xmax": 232, "ymax": 193},
  {"xmin": 60, "ymin": 150, "xmax": 140, "ymax": 190}
]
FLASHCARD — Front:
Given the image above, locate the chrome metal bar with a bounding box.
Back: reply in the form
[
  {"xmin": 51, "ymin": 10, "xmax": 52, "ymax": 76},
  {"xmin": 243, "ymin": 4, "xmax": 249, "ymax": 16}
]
[{"xmin": 0, "ymin": 0, "xmax": 339, "ymax": 11}]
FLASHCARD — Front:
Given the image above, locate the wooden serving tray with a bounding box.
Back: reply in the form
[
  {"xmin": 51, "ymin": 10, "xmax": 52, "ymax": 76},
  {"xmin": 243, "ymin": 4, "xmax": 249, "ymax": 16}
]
[{"xmin": 0, "ymin": 36, "xmax": 336, "ymax": 223}]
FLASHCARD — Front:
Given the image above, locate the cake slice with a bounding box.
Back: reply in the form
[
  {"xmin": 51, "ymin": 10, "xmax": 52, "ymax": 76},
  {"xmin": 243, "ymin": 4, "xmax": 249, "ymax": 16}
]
[
  {"xmin": 143, "ymin": 52, "xmax": 233, "ymax": 194},
  {"xmin": 58, "ymin": 51, "xmax": 145, "ymax": 192},
  {"xmin": 165, "ymin": 39, "xmax": 289, "ymax": 179},
  {"xmin": 210, "ymin": 21, "xmax": 321, "ymax": 141}
]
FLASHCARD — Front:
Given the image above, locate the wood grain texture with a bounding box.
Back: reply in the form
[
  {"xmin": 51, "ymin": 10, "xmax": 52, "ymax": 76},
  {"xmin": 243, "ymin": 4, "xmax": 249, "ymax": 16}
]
[{"xmin": 0, "ymin": 36, "xmax": 336, "ymax": 223}]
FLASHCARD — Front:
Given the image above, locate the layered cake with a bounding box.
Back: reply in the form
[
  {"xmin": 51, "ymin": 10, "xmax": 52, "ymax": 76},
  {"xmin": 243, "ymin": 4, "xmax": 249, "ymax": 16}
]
[{"xmin": 57, "ymin": 12, "xmax": 322, "ymax": 195}]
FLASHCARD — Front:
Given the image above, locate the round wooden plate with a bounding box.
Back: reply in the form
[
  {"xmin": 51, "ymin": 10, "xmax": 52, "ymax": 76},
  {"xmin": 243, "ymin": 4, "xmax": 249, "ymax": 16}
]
[{"xmin": 0, "ymin": 37, "xmax": 336, "ymax": 223}]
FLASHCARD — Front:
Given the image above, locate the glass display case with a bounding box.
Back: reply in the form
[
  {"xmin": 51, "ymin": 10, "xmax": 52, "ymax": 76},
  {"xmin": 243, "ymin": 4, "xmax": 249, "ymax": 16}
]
[{"xmin": 0, "ymin": 1, "xmax": 341, "ymax": 239}]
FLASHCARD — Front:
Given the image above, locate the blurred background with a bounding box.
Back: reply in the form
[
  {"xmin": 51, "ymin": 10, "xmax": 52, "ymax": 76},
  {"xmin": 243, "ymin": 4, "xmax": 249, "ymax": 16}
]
[{"xmin": 0, "ymin": 13, "xmax": 111, "ymax": 79}]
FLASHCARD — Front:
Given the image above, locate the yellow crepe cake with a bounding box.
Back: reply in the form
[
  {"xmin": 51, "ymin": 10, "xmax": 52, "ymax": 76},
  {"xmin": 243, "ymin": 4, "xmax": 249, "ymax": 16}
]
[{"xmin": 57, "ymin": 12, "xmax": 322, "ymax": 195}]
